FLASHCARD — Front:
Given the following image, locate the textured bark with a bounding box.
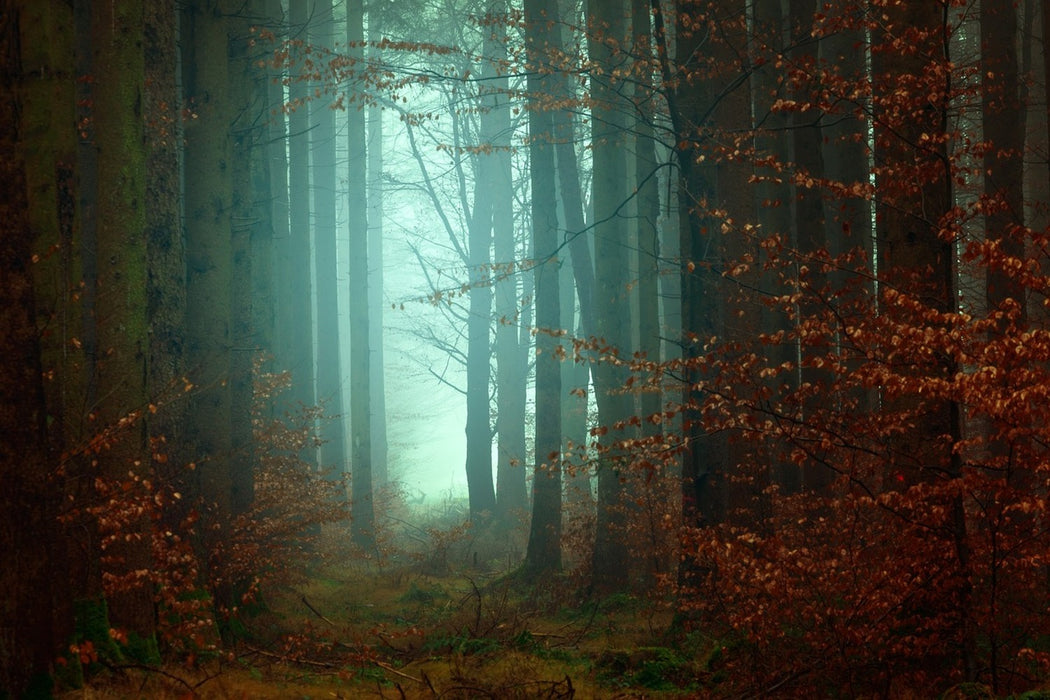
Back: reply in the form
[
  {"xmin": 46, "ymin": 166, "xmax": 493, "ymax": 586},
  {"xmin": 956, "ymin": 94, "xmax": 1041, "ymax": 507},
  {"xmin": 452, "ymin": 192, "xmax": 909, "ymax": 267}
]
[
  {"xmin": 268, "ymin": 0, "xmax": 294, "ymax": 394},
  {"xmin": 463, "ymin": 3, "xmax": 500, "ymax": 521},
  {"xmin": 21, "ymin": 0, "xmax": 81, "ymax": 647},
  {"xmin": 632, "ymin": 0, "xmax": 662, "ymax": 435},
  {"xmin": 91, "ymin": 0, "xmax": 155, "ymax": 640},
  {"xmin": 788, "ymin": 0, "xmax": 831, "ymax": 492},
  {"xmin": 182, "ymin": 0, "xmax": 234, "ymax": 612},
  {"xmin": 872, "ymin": 0, "xmax": 971, "ymax": 677},
  {"xmin": 0, "ymin": 4, "xmax": 59, "ymax": 691},
  {"xmin": 313, "ymin": 0, "xmax": 347, "ymax": 481},
  {"xmin": 982, "ymin": 0, "xmax": 1024, "ymax": 317},
  {"xmin": 348, "ymin": 0, "xmax": 376, "ymax": 549},
  {"xmin": 287, "ymin": 0, "xmax": 317, "ymax": 429},
  {"xmin": 589, "ymin": 0, "xmax": 634, "ymax": 591},
  {"xmin": 524, "ymin": 0, "xmax": 563, "ymax": 576},
  {"xmin": 491, "ymin": 0, "xmax": 528, "ymax": 519},
  {"xmin": 145, "ymin": 0, "xmax": 186, "ymax": 506},
  {"xmin": 654, "ymin": 0, "xmax": 728, "ymax": 534},
  {"xmin": 229, "ymin": 0, "xmax": 257, "ymax": 518},
  {"xmin": 367, "ymin": 5, "xmax": 388, "ymax": 487}
]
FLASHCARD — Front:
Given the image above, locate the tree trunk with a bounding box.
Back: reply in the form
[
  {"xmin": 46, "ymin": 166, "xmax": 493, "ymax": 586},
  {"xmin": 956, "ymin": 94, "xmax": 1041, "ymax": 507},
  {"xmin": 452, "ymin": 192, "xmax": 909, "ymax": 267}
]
[
  {"xmin": 492, "ymin": 0, "xmax": 528, "ymax": 520},
  {"xmin": 348, "ymin": 0, "xmax": 376, "ymax": 550},
  {"xmin": 91, "ymin": 0, "xmax": 156, "ymax": 643},
  {"xmin": 313, "ymin": 0, "xmax": 347, "ymax": 482},
  {"xmin": 182, "ymin": 0, "xmax": 235, "ymax": 618},
  {"xmin": 524, "ymin": 0, "xmax": 563, "ymax": 576},
  {"xmin": 367, "ymin": 3, "xmax": 388, "ymax": 487},
  {"xmin": 0, "ymin": 4, "xmax": 61, "ymax": 690},
  {"xmin": 287, "ymin": 0, "xmax": 317, "ymax": 434},
  {"xmin": 589, "ymin": 0, "xmax": 634, "ymax": 592}
]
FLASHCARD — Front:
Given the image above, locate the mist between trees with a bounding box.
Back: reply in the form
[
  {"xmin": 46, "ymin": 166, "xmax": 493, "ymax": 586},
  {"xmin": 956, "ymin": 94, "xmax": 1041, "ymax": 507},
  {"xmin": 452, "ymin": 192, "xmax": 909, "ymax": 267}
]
[{"xmin": 3, "ymin": 0, "xmax": 1050, "ymax": 696}]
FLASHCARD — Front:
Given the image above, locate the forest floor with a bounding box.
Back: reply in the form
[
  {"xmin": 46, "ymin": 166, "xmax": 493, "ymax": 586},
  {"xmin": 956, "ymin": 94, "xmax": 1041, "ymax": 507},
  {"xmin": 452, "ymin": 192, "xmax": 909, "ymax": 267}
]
[{"xmin": 61, "ymin": 521, "xmax": 713, "ymax": 699}]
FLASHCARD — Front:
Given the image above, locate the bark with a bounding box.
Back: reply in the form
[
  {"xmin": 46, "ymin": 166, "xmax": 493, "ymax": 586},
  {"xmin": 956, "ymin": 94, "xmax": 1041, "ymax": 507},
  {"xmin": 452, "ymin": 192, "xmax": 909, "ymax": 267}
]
[
  {"xmin": 551, "ymin": 0, "xmax": 595, "ymax": 513},
  {"xmin": 632, "ymin": 0, "xmax": 662, "ymax": 435},
  {"xmin": 367, "ymin": 4, "xmax": 388, "ymax": 487},
  {"xmin": 182, "ymin": 0, "xmax": 235, "ymax": 613},
  {"xmin": 21, "ymin": 0, "xmax": 81, "ymax": 646},
  {"xmin": 313, "ymin": 0, "xmax": 347, "ymax": 481},
  {"xmin": 287, "ymin": 0, "xmax": 317, "ymax": 429},
  {"xmin": 589, "ymin": 0, "xmax": 634, "ymax": 592},
  {"xmin": 145, "ymin": 0, "xmax": 186, "ymax": 505},
  {"xmin": 788, "ymin": 0, "xmax": 831, "ymax": 492},
  {"xmin": 524, "ymin": 0, "xmax": 563, "ymax": 576},
  {"xmin": 91, "ymin": 0, "xmax": 155, "ymax": 641},
  {"xmin": 463, "ymin": 3, "xmax": 501, "ymax": 522},
  {"xmin": 982, "ymin": 0, "xmax": 1025, "ymax": 317},
  {"xmin": 652, "ymin": 0, "xmax": 729, "ymax": 536},
  {"xmin": 268, "ymin": 0, "xmax": 294, "ymax": 397},
  {"xmin": 0, "ymin": 4, "xmax": 60, "ymax": 691},
  {"xmin": 492, "ymin": 0, "xmax": 528, "ymax": 520},
  {"xmin": 872, "ymin": 0, "xmax": 972, "ymax": 678},
  {"xmin": 348, "ymin": 0, "xmax": 376, "ymax": 549},
  {"xmin": 229, "ymin": 0, "xmax": 257, "ymax": 519}
]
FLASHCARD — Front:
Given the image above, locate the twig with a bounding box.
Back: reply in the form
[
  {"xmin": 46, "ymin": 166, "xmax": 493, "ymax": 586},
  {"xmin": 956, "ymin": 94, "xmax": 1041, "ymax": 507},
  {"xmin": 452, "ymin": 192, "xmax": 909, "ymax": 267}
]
[
  {"xmin": 102, "ymin": 661, "xmax": 197, "ymax": 693},
  {"xmin": 374, "ymin": 660, "xmax": 425, "ymax": 684},
  {"xmin": 243, "ymin": 644, "xmax": 338, "ymax": 669},
  {"xmin": 300, "ymin": 594, "xmax": 337, "ymax": 627}
]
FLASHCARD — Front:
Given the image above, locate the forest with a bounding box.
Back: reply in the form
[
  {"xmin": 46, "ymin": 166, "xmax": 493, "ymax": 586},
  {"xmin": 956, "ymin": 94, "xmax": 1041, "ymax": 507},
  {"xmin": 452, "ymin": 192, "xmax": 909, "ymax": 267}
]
[{"xmin": 3, "ymin": 0, "xmax": 1050, "ymax": 696}]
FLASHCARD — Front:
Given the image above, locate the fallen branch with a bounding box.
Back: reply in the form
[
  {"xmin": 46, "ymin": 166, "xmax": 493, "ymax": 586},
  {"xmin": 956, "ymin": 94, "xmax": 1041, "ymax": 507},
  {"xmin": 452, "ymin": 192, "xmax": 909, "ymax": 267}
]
[
  {"xmin": 300, "ymin": 594, "xmax": 337, "ymax": 627},
  {"xmin": 374, "ymin": 660, "xmax": 425, "ymax": 684},
  {"xmin": 244, "ymin": 644, "xmax": 338, "ymax": 669}
]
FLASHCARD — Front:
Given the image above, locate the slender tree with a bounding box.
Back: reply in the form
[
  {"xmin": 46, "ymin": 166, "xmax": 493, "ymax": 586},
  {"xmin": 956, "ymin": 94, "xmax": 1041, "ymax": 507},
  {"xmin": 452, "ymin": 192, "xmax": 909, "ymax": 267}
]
[
  {"xmin": 524, "ymin": 0, "xmax": 563, "ymax": 575},
  {"xmin": 313, "ymin": 0, "xmax": 348, "ymax": 480},
  {"xmin": 348, "ymin": 0, "xmax": 376, "ymax": 548},
  {"xmin": 588, "ymin": 0, "xmax": 635, "ymax": 591}
]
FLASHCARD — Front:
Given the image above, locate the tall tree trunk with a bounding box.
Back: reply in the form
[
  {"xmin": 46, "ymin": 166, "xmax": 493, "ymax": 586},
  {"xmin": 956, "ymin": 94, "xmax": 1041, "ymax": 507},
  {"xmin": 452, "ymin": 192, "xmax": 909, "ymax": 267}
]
[
  {"xmin": 182, "ymin": 0, "xmax": 235, "ymax": 619},
  {"xmin": 872, "ymin": 0, "xmax": 972, "ymax": 677},
  {"xmin": 287, "ymin": 0, "xmax": 317, "ymax": 434},
  {"xmin": 367, "ymin": 3, "xmax": 388, "ymax": 487},
  {"xmin": 463, "ymin": 5, "xmax": 500, "ymax": 522},
  {"xmin": 589, "ymin": 0, "xmax": 634, "ymax": 592},
  {"xmin": 492, "ymin": 0, "xmax": 528, "ymax": 520},
  {"xmin": 92, "ymin": 0, "xmax": 156, "ymax": 643},
  {"xmin": 145, "ymin": 0, "xmax": 186, "ymax": 499},
  {"xmin": 632, "ymin": 0, "xmax": 662, "ymax": 434},
  {"xmin": 550, "ymin": 0, "xmax": 595, "ymax": 513},
  {"xmin": 982, "ymin": 0, "xmax": 1024, "ymax": 318},
  {"xmin": 21, "ymin": 0, "xmax": 81, "ymax": 647},
  {"xmin": 348, "ymin": 0, "xmax": 376, "ymax": 549},
  {"xmin": 229, "ymin": 0, "xmax": 257, "ymax": 520},
  {"xmin": 788, "ymin": 0, "xmax": 831, "ymax": 492},
  {"xmin": 524, "ymin": 0, "xmax": 563, "ymax": 576},
  {"xmin": 313, "ymin": 0, "xmax": 347, "ymax": 482},
  {"xmin": 653, "ymin": 0, "xmax": 728, "ymax": 539},
  {"xmin": 1, "ymin": 4, "xmax": 61, "ymax": 691}
]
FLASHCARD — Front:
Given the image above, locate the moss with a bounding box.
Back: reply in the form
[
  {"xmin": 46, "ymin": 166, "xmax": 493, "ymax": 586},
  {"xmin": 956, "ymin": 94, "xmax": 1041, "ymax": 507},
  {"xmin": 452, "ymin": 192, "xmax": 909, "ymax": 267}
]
[
  {"xmin": 73, "ymin": 598, "xmax": 123, "ymax": 665},
  {"xmin": 121, "ymin": 631, "xmax": 160, "ymax": 665}
]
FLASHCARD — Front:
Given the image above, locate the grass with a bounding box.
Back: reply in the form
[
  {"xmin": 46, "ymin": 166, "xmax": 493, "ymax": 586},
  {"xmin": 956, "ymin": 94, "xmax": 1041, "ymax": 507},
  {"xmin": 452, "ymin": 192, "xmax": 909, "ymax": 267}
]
[{"xmin": 60, "ymin": 521, "xmax": 704, "ymax": 699}]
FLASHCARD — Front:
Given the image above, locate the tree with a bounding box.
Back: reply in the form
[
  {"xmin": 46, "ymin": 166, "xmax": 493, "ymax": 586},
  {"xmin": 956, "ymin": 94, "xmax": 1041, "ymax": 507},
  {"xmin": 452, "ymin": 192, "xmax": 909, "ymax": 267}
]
[
  {"xmin": 588, "ymin": 0, "xmax": 635, "ymax": 591},
  {"xmin": 312, "ymin": 0, "xmax": 348, "ymax": 481},
  {"xmin": 0, "ymin": 4, "xmax": 61, "ymax": 692},
  {"xmin": 524, "ymin": 0, "xmax": 563, "ymax": 576},
  {"xmin": 91, "ymin": 0, "xmax": 156, "ymax": 644},
  {"xmin": 182, "ymin": 0, "xmax": 236, "ymax": 617},
  {"xmin": 347, "ymin": 0, "xmax": 376, "ymax": 549}
]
